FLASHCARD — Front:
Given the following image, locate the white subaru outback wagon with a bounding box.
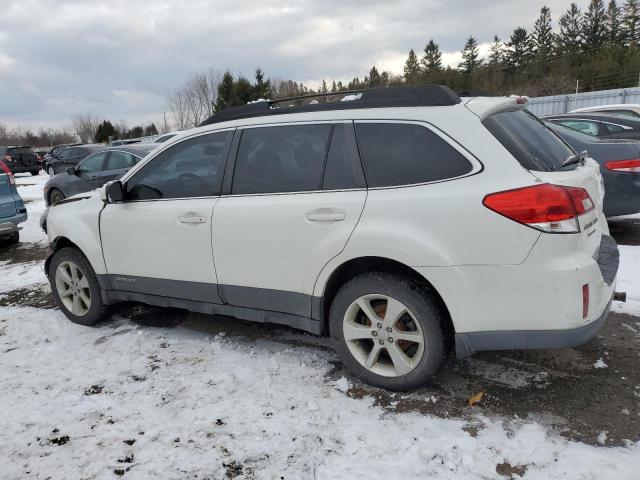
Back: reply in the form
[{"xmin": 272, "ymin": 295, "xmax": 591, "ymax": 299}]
[{"xmin": 44, "ymin": 86, "xmax": 619, "ymax": 390}]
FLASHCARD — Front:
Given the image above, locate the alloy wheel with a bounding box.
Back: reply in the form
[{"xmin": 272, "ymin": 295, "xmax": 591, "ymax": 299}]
[
  {"xmin": 343, "ymin": 294, "xmax": 425, "ymax": 377},
  {"xmin": 55, "ymin": 261, "xmax": 91, "ymax": 316}
]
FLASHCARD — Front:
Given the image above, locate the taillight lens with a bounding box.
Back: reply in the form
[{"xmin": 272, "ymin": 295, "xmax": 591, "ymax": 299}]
[
  {"xmin": 0, "ymin": 161, "xmax": 15, "ymax": 185},
  {"xmin": 604, "ymin": 159, "xmax": 640, "ymax": 173},
  {"xmin": 483, "ymin": 183, "xmax": 594, "ymax": 233}
]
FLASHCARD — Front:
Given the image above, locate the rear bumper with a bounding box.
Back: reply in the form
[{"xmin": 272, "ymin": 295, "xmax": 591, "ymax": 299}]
[
  {"xmin": 0, "ymin": 220, "xmax": 23, "ymax": 235},
  {"xmin": 455, "ymin": 297, "xmax": 612, "ymax": 358}
]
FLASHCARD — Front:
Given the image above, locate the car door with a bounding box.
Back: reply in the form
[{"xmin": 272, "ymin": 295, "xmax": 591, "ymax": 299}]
[
  {"xmin": 55, "ymin": 147, "xmax": 76, "ymax": 172},
  {"xmin": 100, "ymin": 130, "xmax": 233, "ymax": 302},
  {"xmin": 96, "ymin": 151, "xmax": 138, "ymax": 187},
  {"xmin": 212, "ymin": 122, "xmax": 367, "ymax": 318},
  {"xmin": 66, "ymin": 151, "xmax": 108, "ymax": 196}
]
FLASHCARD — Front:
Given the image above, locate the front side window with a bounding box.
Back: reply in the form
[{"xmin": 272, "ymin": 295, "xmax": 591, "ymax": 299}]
[
  {"xmin": 107, "ymin": 151, "xmax": 137, "ymax": 170},
  {"xmin": 78, "ymin": 152, "xmax": 107, "ymax": 173},
  {"xmin": 126, "ymin": 131, "xmax": 231, "ymax": 200},
  {"xmin": 356, "ymin": 123, "xmax": 473, "ymax": 187},
  {"xmin": 232, "ymin": 124, "xmax": 332, "ymax": 194}
]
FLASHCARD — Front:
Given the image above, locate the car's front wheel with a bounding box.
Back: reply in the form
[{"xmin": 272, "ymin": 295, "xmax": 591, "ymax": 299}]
[
  {"xmin": 31, "ymin": 170, "xmax": 40, "ymax": 176},
  {"xmin": 329, "ymin": 272, "xmax": 445, "ymax": 390},
  {"xmin": 49, "ymin": 247, "xmax": 110, "ymax": 326},
  {"xmin": 49, "ymin": 188, "xmax": 65, "ymax": 205}
]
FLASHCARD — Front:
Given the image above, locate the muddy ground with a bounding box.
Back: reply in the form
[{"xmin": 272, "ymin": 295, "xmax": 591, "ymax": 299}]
[{"xmin": 1, "ymin": 219, "xmax": 638, "ymax": 448}]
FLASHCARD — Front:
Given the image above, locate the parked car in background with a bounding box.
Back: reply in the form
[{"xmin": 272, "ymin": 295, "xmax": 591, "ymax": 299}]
[
  {"xmin": 43, "ymin": 86, "xmax": 617, "ymax": 390},
  {"xmin": 109, "ymin": 139, "xmax": 141, "ymax": 146},
  {"xmin": 45, "ymin": 144, "xmax": 104, "ymax": 176},
  {"xmin": 544, "ymin": 113, "xmax": 640, "ymax": 140},
  {"xmin": 153, "ymin": 132, "xmax": 178, "ymax": 143},
  {"xmin": 44, "ymin": 144, "xmax": 154, "ymax": 205},
  {"xmin": 546, "ymin": 121, "xmax": 640, "ymax": 217},
  {"xmin": 0, "ymin": 146, "xmax": 40, "ymax": 175},
  {"xmin": 0, "ymin": 160, "xmax": 27, "ymax": 246},
  {"xmin": 570, "ymin": 103, "xmax": 640, "ymax": 119}
]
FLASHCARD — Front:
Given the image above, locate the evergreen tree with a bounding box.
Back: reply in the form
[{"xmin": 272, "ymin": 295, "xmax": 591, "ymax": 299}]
[
  {"xmin": 605, "ymin": 0, "xmax": 623, "ymax": 45},
  {"xmin": 253, "ymin": 68, "xmax": 271, "ymax": 99},
  {"xmin": 505, "ymin": 27, "xmax": 533, "ymax": 70},
  {"xmin": 488, "ymin": 35, "xmax": 504, "ymax": 66},
  {"xmin": 582, "ymin": 0, "xmax": 607, "ymax": 52},
  {"xmin": 532, "ymin": 7, "xmax": 555, "ymax": 64},
  {"xmin": 403, "ymin": 49, "xmax": 422, "ymax": 84},
  {"xmin": 94, "ymin": 120, "xmax": 116, "ymax": 143},
  {"xmin": 558, "ymin": 3, "xmax": 583, "ymax": 55},
  {"xmin": 214, "ymin": 71, "xmax": 235, "ymax": 112},
  {"xmin": 129, "ymin": 125, "xmax": 144, "ymax": 138},
  {"xmin": 368, "ymin": 66, "xmax": 382, "ymax": 87},
  {"xmin": 422, "ymin": 39, "xmax": 443, "ymax": 73},
  {"xmin": 320, "ymin": 79, "xmax": 329, "ymax": 93},
  {"xmin": 144, "ymin": 123, "xmax": 158, "ymax": 136},
  {"xmin": 458, "ymin": 36, "xmax": 483, "ymax": 73},
  {"xmin": 234, "ymin": 76, "xmax": 253, "ymax": 104},
  {"xmin": 623, "ymin": 0, "xmax": 640, "ymax": 46},
  {"xmin": 380, "ymin": 71, "xmax": 390, "ymax": 86},
  {"xmin": 331, "ymin": 81, "xmax": 337, "ymax": 93}
]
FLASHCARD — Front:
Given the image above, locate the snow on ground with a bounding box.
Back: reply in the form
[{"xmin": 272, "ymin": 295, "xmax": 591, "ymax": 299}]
[
  {"xmin": 1, "ymin": 174, "xmax": 640, "ymax": 479},
  {"xmin": 13, "ymin": 172, "xmax": 49, "ymax": 244},
  {"xmin": 612, "ymin": 244, "xmax": 640, "ymax": 317}
]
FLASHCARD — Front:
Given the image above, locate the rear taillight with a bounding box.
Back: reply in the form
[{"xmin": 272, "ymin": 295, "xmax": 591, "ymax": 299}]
[
  {"xmin": 0, "ymin": 161, "xmax": 15, "ymax": 185},
  {"xmin": 483, "ymin": 183, "xmax": 594, "ymax": 233},
  {"xmin": 604, "ymin": 159, "xmax": 640, "ymax": 173}
]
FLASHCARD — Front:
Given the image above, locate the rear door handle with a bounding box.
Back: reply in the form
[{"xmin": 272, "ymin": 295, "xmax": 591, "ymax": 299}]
[
  {"xmin": 306, "ymin": 208, "xmax": 345, "ymax": 222},
  {"xmin": 178, "ymin": 215, "xmax": 207, "ymax": 224}
]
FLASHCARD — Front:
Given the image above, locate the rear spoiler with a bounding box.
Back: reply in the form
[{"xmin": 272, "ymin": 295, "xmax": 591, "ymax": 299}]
[{"xmin": 464, "ymin": 96, "xmax": 528, "ymax": 121}]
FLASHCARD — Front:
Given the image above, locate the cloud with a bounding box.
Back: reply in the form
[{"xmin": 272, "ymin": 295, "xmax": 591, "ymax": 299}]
[{"xmin": 0, "ymin": 0, "xmax": 587, "ymax": 129}]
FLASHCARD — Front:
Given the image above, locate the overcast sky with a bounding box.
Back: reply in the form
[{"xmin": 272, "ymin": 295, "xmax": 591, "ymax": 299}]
[{"xmin": 0, "ymin": 0, "xmax": 587, "ymax": 130}]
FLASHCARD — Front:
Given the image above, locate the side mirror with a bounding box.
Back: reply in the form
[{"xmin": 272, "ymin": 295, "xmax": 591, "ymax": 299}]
[
  {"xmin": 101, "ymin": 180, "xmax": 124, "ymax": 203},
  {"xmin": 66, "ymin": 167, "xmax": 77, "ymax": 175}
]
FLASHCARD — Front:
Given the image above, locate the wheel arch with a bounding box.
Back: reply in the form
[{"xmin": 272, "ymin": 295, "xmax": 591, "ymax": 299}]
[
  {"xmin": 44, "ymin": 236, "xmax": 82, "ymax": 276},
  {"xmin": 317, "ymin": 256, "xmax": 455, "ymax": 353}
]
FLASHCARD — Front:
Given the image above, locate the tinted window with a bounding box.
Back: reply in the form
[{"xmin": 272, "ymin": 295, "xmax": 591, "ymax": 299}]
[
  {"xmin": 356, "ymin": 123, "xmax": 473, "ymax": 187},
  {"xmin": 78, "ymin": 152, "xmax": 107, "ymax": 173},
  {"xmin": 323, "ymin": 124, "xmax": 362, "ymax": 190},
  {"xmin": 107, "ymin": 151, "xmax": 137, "ymax": 170},
  {"xmin": 483, "ymin": 110, "xmax": 574, "ymax": 171},
  {"xmin": 602, "ymin": 122, "xmax": 626, "ymax": 133},
  {"xmin": 601, "ymin": 109, "xmax": 640, "ymax": 119},
  {"xmin": 556, "ymin": 120, "xmax": 599, "ymax": 136},
  {"xmin": 233, "ymin": 124, "xmax": 332, "ymax": 194},
  {"xmin": 127, "ymin": 131, "xmax": 230, "ymax": 200}
]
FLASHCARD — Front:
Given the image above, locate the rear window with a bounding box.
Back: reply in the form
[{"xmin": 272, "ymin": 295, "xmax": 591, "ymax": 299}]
[
  {"xmin": 483, "ymin": 110, "xmax": 574, "ymax": 171},
  {"xmin": 8, "ymin": 147, "xmax": 35, "ymax": 159},
  {"xmin": 355, "ymin": 123, "xmax": 473, "ymax": 188}
]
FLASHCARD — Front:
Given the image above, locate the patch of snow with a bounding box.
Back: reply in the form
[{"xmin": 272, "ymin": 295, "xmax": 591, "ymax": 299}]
[
  {"xmin": 594, "ymin": 359, "xmax": 608, "ymax": 369},
  {"xmin": 597, "ymin": 431, "xmax": 608, "ymax": 445},
  {"xmin": 14, "ymin": 173, "xmax": 49, "ymax": 244},
  {"xmin": 334, "ymin": 376, "xmax": 350, "ymax": 392},
  {"xmin": 612, "ymin": 245, "xmax": 640, "ymax": 317},
  {"xmin": 341, "ymin": 93, "xmax": 363, "ymax": 102},
  {"xmin": 0, "ymin": 260, "xmax": 47, "ymax": 293}
]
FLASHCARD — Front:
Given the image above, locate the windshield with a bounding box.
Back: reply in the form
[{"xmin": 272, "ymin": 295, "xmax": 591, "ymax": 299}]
[{"xmin": 483, "ymin": 109, "xmax": 575, "ymax": 171}]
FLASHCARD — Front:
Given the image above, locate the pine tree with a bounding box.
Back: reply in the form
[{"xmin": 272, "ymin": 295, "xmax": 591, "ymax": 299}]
[
  {"xmin": 459, "ymin": 36, "xmax": 483, "ymax": 74},
  {"xmin": 403, "ymin": 49, "xmax": 421, "ymax": 84},
  {"xmin": 380, "ymin": 71, "xmax": 390, "ymax": 86},
  {"xmin": 532, "ymin": 7, "xmax": 555, "ymax": 64},
  {"xmin": 368, "ymin": 66, "xmax": 382, "ymax": 87},
  {"xmin": 582, "ymin": 0, "xmax": 607, "ymax": 52},
  {"xmin": 234, "ymin": 76, "xmax": 253, "ymax": 104},
  {"xmin": 505, "ymin": 27, "xmax": 533, "ymax": 70},
  {"xmin": 94, "ymin": 120, "xmax": 116, "ymax": 143},
  {"xmin": 253, "ymin": 68, "xmax": 271, "ymax": 100},
  {"xmin": 558, "ymin": 3, "xmax": 583, "ymax": 55},
  {"xmin": 605, "ymin": 0, "xmax": 623, "ymax": 44},
  {"xmin": 488, "ymin": 35, "xmax": 503, "ymax": 66},
  {"xmin": 214, "ymin": 71, "xmax": 235, "ymax": 112},
  {"xmin": 422, "ymin": 39, "xmax": 443, "ymax": 73},
  {"xmin": 320, "ymin": 79, "xmax": 329, "ymax": 93},
  {"xmin": 331, "ymin": 81, "xmax": 337, "ymax": 93},
  {"xmin": 623, "ymin": 0, "xmax": 640, "ymax": 46},
  {"xmin": 144, "ymin": 123, "xmax": 158, "ymax": 136}
]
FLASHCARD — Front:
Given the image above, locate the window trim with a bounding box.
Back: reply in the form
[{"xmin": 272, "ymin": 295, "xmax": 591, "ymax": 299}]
[
  {"xmin": 353, "ymin": 119, "xmax": 483, "ymax": 191},
  {"xmin": 119, "ymin": 128, "xmax": 236, "ymax": 203},
  {"xmin": 221, "ymin": 120, "xmax": 366, "ymax": 198}
]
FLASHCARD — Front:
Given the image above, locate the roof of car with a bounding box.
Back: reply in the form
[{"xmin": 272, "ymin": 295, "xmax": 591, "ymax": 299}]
[
  {"xmin": 543, "ymin": 112, "xmax": 640, "ymax": 127},
  {"xmin": 105, "ymin": 144, "xmax": 156, "ymax": 156}
]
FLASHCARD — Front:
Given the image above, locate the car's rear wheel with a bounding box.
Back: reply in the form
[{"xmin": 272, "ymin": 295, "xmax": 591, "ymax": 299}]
[
  {"xmin": 329, "ymin": 272, "xmax": 445, "ymax": 390},
  {"xmin": 49, "ymin": 188, "xmax": 65, "ymax": 205},
  {"xmin": 30, "ymin": 170, "xmax": 40, "ymax": 176},
  {"xmin": 0, "ymin": 232, "xmax": 19, "ymax": 247},
  {"xmin": 49, "ymin": 247, "xmax": 110, "ymax": 326}
]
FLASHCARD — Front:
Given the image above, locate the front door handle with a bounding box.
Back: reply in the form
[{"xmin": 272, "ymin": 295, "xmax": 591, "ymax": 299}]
[
  {"xmin": 178, "ymin": 215, "xmax": 207, "ymax": 224},
  {"xmin": 306, "ymin": 208, "xmax": 345, "ymax": 222}
]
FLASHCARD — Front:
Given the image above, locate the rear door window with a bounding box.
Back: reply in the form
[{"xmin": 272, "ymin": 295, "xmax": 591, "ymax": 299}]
[
  {"xmin": 355, "ymin": 122, "xmax": 473, "ymax": 188},
  {"xmin": 232, "ymin": 124, "xmax": 332, "ymax": 194},
  {"xmin": 78, "ymin": 152, "xmax": 107, "ymax": 173},
  {"xmin": 107, "ymin": 152, "xmax": 137, "ymax": 170},
  {"xmin": 483, "ymin": 110, "xmax": 574, "ymax": 171}
]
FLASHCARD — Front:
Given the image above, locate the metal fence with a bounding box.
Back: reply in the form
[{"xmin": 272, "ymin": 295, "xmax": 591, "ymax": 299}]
[{"xmin": 526, "ymin": 87, "xmax": 640, "ymax": 116}]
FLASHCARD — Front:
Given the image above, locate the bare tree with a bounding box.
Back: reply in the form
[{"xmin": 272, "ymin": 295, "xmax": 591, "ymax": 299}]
[
  {"xmin": 71, "ymin": 112, "xmax": 100, "ymax": 143},
  {"xmin": 165, "ymin": 68, "xmax": 221, "ymax": 130},
  {"xmin": 191, "ymin": 68, "xmax": 220, "ymax": 120},
  {"xmin": 166, "ymin": 89, "xmax": 190, "ymax": 130}
]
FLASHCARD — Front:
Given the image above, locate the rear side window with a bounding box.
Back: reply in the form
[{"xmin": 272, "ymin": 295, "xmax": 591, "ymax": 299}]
[
  {"xmin": 8, "ymin": 147, "xmax": 36, "ymax": 160},
  {"xmin": 107, "ymin": 152, "xmax": 137, "ymax": 170},
  {"xmin": 483, "ymin": 110, "xmax": 574, "ymax": 171},
  {"xmin": 355, "ymin": 123, "xmax": 473, "ymax": 188},
  {"xmin": 233, "ymin": 124, "xmax": 332, "ymax": 194},
  {"xmin": 601, "ymin": 109, "xmax": 640, "ymax": 119}
]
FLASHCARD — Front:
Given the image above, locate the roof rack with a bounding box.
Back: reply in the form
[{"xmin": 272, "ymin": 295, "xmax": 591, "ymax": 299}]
[{"xmin": 199, "ymin": 85, "xmax": 461, "ymax": 126}]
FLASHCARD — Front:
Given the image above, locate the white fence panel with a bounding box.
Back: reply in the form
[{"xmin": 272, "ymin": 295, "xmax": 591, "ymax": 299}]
[{"xmin": 527, "ymin": 87, "xmax": 640, "ymax": 116}]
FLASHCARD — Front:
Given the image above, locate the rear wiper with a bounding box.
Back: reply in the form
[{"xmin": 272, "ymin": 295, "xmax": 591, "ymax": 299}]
[{"xmin": 562, "ymin": 150, "xmax": 588, "ymax": 169}]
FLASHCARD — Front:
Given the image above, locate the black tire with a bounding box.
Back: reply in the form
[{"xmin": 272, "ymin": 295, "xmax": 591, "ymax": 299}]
[
  {"xmin": 49, "ymin": 247, "xmax": 110, "ymax": 326},
  {"xmin": 31, "ymin": 170, "xmax": 40, "ymax": 176},
  {"xmin": 329, "ymin": 272, "xmax": 445, "ymax": 391},
  {"xmin": 0, "ymin": 231, "xmax": 19, "ymax": 247},
  {"xmin": 49, "ymin": 188, "xmax": 66, "ymax": 205}
]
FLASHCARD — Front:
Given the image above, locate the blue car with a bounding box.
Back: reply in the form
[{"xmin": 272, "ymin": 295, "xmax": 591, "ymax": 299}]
[{"xmin": 0, "ymin": 160, "xmax": 27, "ymax": 246}]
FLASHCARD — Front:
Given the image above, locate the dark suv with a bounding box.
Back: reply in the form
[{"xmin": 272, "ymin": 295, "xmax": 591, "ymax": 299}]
[
  {"xmin": 0, "ymin": 146, "xmax": 40, "ymax": 175},
  {"xmin": 46, "ymin": 144, "xmax": 104, "ymax": 175}
]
